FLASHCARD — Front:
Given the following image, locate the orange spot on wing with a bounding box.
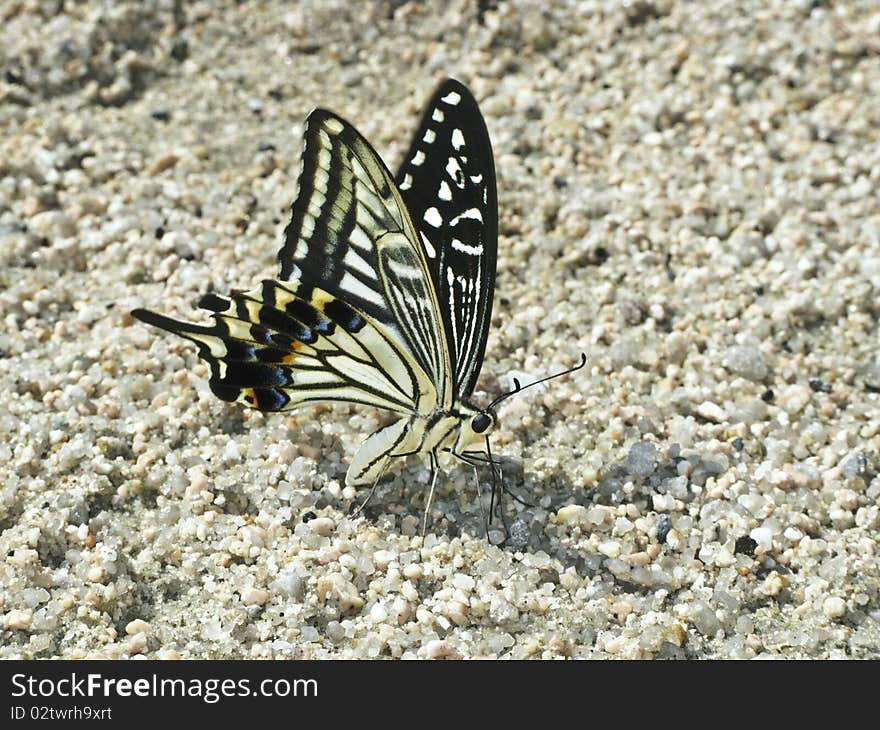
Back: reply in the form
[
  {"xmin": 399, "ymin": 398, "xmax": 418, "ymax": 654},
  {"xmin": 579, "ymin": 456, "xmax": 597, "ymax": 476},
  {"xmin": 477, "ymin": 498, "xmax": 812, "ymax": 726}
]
[{"xmin": 281, "ymin": 342, "xmax": 302, "ymax": 363}]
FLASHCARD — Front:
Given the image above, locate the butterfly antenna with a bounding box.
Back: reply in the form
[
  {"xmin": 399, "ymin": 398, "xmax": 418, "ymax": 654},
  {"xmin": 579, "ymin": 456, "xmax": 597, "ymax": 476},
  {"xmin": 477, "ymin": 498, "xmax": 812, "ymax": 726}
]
[{"xmin": 487, "ymin": 353, "xmax": 587, "ymax": 411}]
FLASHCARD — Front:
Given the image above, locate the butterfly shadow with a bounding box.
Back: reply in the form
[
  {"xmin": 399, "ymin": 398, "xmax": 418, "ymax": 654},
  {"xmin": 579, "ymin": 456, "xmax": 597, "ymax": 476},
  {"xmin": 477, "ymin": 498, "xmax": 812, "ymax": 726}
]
[{"xmin": 345, "ymin": 451, "xmax": 582, "ymax": 552}]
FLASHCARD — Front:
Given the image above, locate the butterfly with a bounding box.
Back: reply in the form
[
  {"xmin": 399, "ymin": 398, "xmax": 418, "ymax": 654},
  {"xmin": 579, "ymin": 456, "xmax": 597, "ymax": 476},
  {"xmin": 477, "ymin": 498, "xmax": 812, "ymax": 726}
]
[{"xmin": 132, "ymin": 79, "xmax": 585, "ymax": 532}]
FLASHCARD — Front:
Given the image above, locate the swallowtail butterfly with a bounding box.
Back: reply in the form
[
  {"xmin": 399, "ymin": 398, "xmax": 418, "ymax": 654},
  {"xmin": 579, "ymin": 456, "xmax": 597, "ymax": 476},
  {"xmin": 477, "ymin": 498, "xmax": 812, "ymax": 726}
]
[{"xmin": 133, "ymin": 79, "xmax": 585, "ymax": 529}]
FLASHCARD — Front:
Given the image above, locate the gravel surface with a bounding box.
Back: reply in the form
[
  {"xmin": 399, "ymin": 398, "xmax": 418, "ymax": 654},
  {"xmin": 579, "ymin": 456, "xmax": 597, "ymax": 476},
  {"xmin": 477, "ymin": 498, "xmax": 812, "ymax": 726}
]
[{"xmin": 1, "ymin": 0, "xmax": 879, "ymax": 659}]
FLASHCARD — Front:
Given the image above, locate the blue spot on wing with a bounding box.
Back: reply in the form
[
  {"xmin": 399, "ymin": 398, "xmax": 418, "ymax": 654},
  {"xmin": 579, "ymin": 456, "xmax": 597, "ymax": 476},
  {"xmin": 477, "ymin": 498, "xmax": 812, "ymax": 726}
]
[
  {"xmin": 324, "ymin": 299, "xmax": 365, "ymax": 332},
  {"xmin": 253, "ymin": 388, "xmax": 290, "ymax": 410},
  {"xmin": 258, "ymin": 307, "xmax": 316, "ymax": 343},
  {"xmin": 224, "ymin": 340, "xmax": 256, "ymax": 360}
]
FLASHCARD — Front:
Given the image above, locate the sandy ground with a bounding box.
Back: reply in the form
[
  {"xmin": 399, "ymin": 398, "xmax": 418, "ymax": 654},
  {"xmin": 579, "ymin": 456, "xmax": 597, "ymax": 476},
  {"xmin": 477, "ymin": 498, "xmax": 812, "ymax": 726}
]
[{"xmin": 1, "ymin": 0, "xmax": 879, "ymax": 658}]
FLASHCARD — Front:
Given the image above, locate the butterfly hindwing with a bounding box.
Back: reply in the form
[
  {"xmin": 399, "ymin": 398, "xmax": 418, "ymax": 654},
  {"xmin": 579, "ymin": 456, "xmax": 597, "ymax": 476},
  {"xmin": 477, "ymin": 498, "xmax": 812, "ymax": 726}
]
[
  {"xmin": 132, "ymin": 279, "xmax": 436, "ymax": 416},
  {"xmin": 396, "ymin": 80, "xmax": 498, "ymax": 400}
]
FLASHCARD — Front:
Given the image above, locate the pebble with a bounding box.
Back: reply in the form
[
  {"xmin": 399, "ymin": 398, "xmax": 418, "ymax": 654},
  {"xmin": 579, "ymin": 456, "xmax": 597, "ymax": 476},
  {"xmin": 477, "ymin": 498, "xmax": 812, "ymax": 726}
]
[
  {"xmin": 749, "ymin": 527, "xmax": 774, "ymax": 553},
  {"xmin": 598, "ymin": 541, "xmax": 621, "ymax": 559},
  {"xmin": 124, "ymin": 619, "xmax": 151, "ymax": 636},
  {"xmin": 240, "ymin": 588, "xmax": 269, "ymax": 606},
  {"xmin": 625, "ymin": 442, "xmax": 657, "ymax": 478},
  {"xmin": 3, "ymin": 609, "xmax": 33, "ymax": 631},
  {"xmin": 146, "ymin": 153, "xmax": 180, "ymax": 176},
  {"xmin": 822, "ymin": 597, "xmax": 846, "ymax": 620},
  {"xmin": 777, "ymin": 385, "xmax": 812, "ymax": 415},
  {"xmin": 842, "ymin": 454, "xmax": 868, "ymax": 479},
  {"xmin": 424, "ymin": 640, "xmax": 461, "ymax": 660},
  {"xmin": 372, "ymin": 549, "xmax": 397, "ymax": 569},
  {"xmin": 128, "ymin": 632, "xmax": 148, "ymax": 654},
  {"xmin": 696, "ymin": 402, "xmax": 728, "ymax": 424},
  {"xmin": 556, "ymin": 504, "xmax": 588, "ymax": 526},
  {"xmin": 692, "ymin": 603, "xmax": 722, "ymax": 637},
  {"xmin": 307, "ymin": 517, "xmax": 335, "ymax": 537},
  {"xmin": 722, "ymin": 345, "xmax": 769, "ymax": 382}
]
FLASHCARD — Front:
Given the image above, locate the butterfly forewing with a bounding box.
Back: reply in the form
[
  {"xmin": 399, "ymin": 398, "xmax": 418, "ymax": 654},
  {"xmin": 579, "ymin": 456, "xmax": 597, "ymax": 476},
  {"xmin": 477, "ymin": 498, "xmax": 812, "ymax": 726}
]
[
  {"xmin": 278, "ymin": 110, "xmax": 453, "ymax": 407},
  {"xmin": 396, "ymin": 80, "xmax": 498, "ymax": 400},
  {"xmin": 279, "ymin": 112, "xmax": 388, "ymax": 320}
]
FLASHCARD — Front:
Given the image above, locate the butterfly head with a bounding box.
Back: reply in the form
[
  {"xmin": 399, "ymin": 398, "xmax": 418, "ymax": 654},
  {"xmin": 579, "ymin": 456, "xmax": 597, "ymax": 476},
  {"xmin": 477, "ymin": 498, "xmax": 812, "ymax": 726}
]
[
  {"xmin": 468, "ymin": 408, "xmax": 497, "ymax": 439},
  {"xmin": 449, "ymin": 405, "xmax": 497, "ymax": 453}
]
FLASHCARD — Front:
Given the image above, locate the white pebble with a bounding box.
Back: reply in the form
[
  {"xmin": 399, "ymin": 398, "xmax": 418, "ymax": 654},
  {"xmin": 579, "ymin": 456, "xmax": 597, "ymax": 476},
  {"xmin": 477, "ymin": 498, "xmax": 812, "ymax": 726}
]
[
  {"xmin": 369, "ymin": 602, "xmax": 388, "ymax": 622},
  {"xmin": 598, "ymin": 540, "xmax": 621, "ymax": 558},
  {"xmin": 696, "ymin": 401, "xmax": 728, "ymax": 423},
  {"xmin": 749, "ymin": 527, "xmax": 773, "ymax": 552},
  {"xmin": 240, "ymin": 588, "xmax": 269, "ymax": 606},
  {"xmin": 3, "ymin": 609, "xmax": 33, "ymax": 630},
  {"xmin": 372, "ymin": 549, "xmax": 397, "ymax": 569},
  {"xmin": 125, "ymin": 619, "xmax": 151, "ymax": 636},
  {"xmin": 822, "ymin": 597, "xmax": 846, "ymax": 619},
  {"xmin": 424, "ymin": 639, "xmax": 459, "ymax": 659},
  {"xmin": 556, "ymin": 504, "xmax": 587, "ymax": 525},
  {"xmin": 128, "ymin": 632, "xmax": 148, "ymax": 654},
  {"xmin": 307, "ymin": 517, "xmax": 335, "ymax": 537}
]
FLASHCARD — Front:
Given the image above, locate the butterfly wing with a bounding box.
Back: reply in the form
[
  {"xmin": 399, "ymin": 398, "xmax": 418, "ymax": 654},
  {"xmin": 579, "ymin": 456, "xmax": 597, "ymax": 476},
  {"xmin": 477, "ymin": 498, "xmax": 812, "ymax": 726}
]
[
  {"xmin": 132, "ymin": 279, "xmax": 435, "ymax": 416},
  {"xmin": 134, "ymin": 106, "xmax": 454, "ymax": 418},
  {"xmin": 279, "ymin": 109, "xmax": 454, "ymax": 408},
  {"xmin": 396, "ymin": 79, "xmax": 498, "ymax": 401}
]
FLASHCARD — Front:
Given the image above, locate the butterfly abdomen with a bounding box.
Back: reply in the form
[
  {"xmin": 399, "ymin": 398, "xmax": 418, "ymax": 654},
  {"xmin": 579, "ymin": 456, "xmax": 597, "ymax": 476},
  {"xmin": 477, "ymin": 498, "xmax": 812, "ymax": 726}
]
[{"xmin": 346, "ymin": 409, "xmax": 476, "ymax": 487}]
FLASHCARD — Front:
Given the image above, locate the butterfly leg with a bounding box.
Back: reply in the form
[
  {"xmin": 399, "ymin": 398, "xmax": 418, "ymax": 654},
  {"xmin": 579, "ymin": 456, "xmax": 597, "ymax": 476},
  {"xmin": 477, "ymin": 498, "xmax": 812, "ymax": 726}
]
[
  {"xmin": 478, "ymin": 438, "xmax": 513, "ymax": 544},
  {"xmin": 486, "ymin": 447, "xmax": 507, "ymax": 536},
  {"xmin": 421, "ymin": 451, "xmax": 440, "ymax": 537},
  {"xmin": 472, "ymin": 464, "xmax": 490, "ymax": 536},
  {"xmin": 461, "ymin": 450, "xmax": 535, "ymax": 509},
  {"xmin": 350, "ymin": 462, "xmax": 390, "ymax": 519},
  {"xmin": 452, "ymin": 449, "xmax": 503, "ymax": 543}
]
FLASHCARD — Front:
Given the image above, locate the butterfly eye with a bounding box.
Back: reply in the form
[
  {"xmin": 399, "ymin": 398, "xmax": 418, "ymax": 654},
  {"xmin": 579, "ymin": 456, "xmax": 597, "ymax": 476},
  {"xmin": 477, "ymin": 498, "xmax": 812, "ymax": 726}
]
[{"xmin": 471, "ymin": 413, "xmax": 492, "ymax": 433}]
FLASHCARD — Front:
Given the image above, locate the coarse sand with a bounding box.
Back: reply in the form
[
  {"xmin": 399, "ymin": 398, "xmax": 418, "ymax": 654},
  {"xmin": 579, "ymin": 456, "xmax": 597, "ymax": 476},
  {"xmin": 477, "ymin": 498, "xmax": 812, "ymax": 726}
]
[{"xmin": 1, "ymin": 0, "xmax": 878, "ymax": 658}]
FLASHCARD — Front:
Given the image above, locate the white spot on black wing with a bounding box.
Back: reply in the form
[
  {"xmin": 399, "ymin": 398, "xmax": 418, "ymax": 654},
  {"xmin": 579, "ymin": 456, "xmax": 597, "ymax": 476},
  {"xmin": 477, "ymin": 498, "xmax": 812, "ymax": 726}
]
[
  {"xmin": 451, "ymin": 239, "xmax": 483, "ymax": 255},
  {"xmin": 446, "ymin": 157, "xmax": 464, "ymax": 188},
  {"xmin": 452, "ymin": 207, "xmax": 482, "ymax": 223},
  {"xmin": 423, "ymin": 207, "xmax": 443, "ymax": 228},
  {"xmin": 420, "ymin": 231, "xmax": 436, "ymax": 258}
]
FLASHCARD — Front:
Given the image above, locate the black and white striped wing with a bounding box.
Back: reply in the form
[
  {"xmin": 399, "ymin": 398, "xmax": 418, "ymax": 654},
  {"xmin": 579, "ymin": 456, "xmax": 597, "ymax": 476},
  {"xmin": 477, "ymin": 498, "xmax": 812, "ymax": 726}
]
[
  {"xmin": 132, "ymin": 279, "xmax": 437, "ymax": 416},
  {"xmin": 279, "ymin": 110, "xmax": 454, "ymax": 408},
  {"xmin": 396, "ymin": 79, "xmax": 498, "ymax": 401}
]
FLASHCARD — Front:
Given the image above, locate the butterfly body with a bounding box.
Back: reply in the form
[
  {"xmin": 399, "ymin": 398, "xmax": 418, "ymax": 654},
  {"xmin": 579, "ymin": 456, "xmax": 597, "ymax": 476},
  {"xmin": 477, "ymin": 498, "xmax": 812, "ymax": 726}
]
[
  {"xmin": 133, "ymin": 80, "xmax": 501, "ymax": 500},
  {"xmin": 347, "ymin": 403, "xmax": 495, "ymax": 487}
]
